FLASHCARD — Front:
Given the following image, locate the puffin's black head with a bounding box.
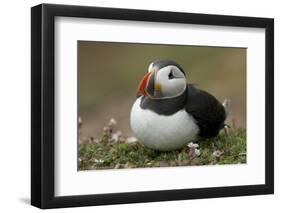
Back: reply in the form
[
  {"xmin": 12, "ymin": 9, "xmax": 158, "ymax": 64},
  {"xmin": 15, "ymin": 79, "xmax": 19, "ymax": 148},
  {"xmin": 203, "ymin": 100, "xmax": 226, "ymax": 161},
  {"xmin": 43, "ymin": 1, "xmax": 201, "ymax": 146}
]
[{"xmin": 137, "ymin": 59, "xmax": 187, "ymax": 99}]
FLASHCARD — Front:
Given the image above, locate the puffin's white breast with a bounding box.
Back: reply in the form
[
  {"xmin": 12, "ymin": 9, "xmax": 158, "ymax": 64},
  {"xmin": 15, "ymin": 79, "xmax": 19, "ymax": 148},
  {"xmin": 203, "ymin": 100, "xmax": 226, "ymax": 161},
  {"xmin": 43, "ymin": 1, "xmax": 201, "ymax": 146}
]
[{"xmin": 130, "ymin": 98, "xmax": 199, "ymax": 151}]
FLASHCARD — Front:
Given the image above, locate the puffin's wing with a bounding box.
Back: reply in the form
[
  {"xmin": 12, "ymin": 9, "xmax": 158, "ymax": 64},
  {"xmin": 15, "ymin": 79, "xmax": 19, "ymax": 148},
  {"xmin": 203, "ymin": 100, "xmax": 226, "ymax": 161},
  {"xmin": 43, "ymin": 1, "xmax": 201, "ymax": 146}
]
[{"xmin": 185, "ymin": 85, "xmax": 226, "ymax": 138}]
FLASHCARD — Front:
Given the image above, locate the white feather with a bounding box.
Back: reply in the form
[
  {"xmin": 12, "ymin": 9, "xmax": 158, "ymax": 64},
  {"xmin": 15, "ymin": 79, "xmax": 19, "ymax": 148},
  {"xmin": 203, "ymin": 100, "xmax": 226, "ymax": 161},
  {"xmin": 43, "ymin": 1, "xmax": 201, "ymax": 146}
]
[
  {"xmin": 130, "ymin": 98, "xmax": 199, "ymax": 151},
  {"xmin": 222, "ymin": 99, "xmax": 231, "ymax": 116},
  {"xmin": 155, "ymin": 65, "xmax": 186, "ymax": 97}
]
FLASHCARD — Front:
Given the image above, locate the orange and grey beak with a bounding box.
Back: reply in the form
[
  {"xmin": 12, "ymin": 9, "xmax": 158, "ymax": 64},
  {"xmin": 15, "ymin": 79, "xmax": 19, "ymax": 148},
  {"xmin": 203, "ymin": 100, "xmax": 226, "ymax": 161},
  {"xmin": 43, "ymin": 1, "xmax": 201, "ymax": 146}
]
[{"xmin": 136, "ymin": 70, "xmax": 156, "ymax": 97}]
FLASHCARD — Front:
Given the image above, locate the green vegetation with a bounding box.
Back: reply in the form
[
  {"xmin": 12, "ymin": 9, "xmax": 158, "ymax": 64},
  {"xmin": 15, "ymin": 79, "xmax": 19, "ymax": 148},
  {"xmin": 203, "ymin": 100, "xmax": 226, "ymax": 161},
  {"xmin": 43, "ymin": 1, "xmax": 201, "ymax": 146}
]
[{"xmin": 78, "ymin": 118, "xmax": 246, "ymax": 170}]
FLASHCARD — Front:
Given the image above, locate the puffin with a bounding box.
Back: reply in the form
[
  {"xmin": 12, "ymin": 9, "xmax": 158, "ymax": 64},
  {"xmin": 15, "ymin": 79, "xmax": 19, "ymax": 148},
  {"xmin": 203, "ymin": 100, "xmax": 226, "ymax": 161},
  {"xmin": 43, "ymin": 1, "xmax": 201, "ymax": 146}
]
[{"xmin": 130, "ymin": 59, "xmax": 229, "ymax": 151}]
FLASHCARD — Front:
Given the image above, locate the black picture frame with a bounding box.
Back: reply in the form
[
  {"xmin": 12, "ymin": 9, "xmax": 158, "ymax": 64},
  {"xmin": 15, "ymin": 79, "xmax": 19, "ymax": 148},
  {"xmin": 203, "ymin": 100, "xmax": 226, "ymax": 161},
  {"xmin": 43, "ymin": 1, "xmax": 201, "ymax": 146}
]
[{"xmin": 31, "ymin": 3, "xmax": 274, "ymax": 209}]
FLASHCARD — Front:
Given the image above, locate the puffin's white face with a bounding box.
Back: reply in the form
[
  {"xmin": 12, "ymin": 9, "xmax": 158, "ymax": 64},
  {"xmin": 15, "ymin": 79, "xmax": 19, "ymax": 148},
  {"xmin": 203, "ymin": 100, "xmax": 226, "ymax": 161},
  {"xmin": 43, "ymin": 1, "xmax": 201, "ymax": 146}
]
[
  {"xmin": 153, "ymin": 65, "xmax": 186, "ymax": 98},
  {"xmin": 137, "ymin": 62, "xmax": 187, "ymax": 99}
]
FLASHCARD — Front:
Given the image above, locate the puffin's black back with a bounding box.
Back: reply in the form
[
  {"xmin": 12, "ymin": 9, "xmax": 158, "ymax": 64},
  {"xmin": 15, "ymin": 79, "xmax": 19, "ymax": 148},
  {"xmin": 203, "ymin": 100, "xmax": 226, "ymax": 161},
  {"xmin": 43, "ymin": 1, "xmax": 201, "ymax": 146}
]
[{"xmin": 185, "ymin": 85, "xmax": 226, "ymax": 138}]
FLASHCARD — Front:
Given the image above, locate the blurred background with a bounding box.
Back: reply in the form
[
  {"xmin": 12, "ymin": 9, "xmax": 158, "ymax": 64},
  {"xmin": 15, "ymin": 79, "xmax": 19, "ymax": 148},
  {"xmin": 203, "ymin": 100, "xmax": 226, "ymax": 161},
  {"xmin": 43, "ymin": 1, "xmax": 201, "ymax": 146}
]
[{"xmin": 78, "ymin": 41, "xmax": 246, "ymax": 138}]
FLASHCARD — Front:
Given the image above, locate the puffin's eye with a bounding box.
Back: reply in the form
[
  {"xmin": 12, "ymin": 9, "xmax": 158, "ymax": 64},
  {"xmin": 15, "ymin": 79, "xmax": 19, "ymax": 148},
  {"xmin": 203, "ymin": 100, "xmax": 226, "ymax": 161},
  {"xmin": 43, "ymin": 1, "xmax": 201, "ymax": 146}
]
[{"xmin": 168, "ymin": 70, "xmax": 174, "ymax": 79}]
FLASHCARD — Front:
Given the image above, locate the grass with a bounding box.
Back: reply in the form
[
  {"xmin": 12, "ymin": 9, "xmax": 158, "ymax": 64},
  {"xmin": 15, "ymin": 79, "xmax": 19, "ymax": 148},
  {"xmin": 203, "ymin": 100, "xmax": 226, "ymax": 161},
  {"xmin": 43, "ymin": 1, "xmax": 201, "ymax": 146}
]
[{"xmin": 78, "ymin": 118, "xmax": 246, "ymax": 170}]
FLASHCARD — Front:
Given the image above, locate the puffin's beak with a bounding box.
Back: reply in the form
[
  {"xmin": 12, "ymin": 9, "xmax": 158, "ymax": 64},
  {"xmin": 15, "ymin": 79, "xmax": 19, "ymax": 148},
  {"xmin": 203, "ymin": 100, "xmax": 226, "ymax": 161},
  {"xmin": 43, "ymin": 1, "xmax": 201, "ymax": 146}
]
[
  {"xmin": 136, "ymin": 70, "xmax": 156, "ymax": 96},
  {"xmin": 136, "ymin": 72, "xmax": 152, "ymax": 96}
]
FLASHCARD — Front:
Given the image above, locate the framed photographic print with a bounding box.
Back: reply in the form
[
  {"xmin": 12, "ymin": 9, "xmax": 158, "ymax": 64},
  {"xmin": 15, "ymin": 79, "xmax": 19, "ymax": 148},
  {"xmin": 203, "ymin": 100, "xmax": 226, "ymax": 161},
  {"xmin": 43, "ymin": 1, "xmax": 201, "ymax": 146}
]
[{"xmin": 31, "ymin": 3, "xmax": 274, "ymax": 209}]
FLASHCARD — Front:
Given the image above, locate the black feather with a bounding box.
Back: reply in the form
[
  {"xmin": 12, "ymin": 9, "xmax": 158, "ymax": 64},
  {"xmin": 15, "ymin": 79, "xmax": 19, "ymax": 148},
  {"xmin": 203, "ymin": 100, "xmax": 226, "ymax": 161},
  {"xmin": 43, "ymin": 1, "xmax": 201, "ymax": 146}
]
[
  {"xmin": 140, "ymin": 92, "xmax": 186, "ymax": 115},
  {"xmin": 185, "ymin": 85, "xmax": 226, "ymax": 138},
  {"xmin": 139, "ymin": 83, "xmax": 226, "ymax": 138}
]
